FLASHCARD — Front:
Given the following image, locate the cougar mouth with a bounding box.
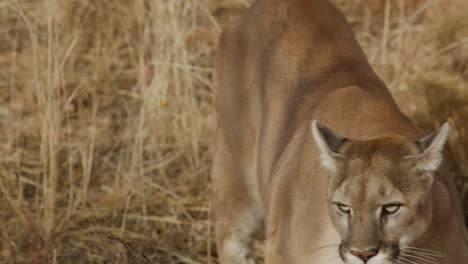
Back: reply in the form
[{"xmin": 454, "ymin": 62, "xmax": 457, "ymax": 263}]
[{"xmin": 338, "ymin": 242, "xmax": 400, "ymax": 263}]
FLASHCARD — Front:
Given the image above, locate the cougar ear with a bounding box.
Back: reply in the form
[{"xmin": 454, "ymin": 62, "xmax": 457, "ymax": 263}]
[
  {"xmin": 413, "ymin": 122, "xmax": 450, "ymax": 172},
  {"xmin": 311, "ymin": 120, "xmax": 349, "ymax": 171}
]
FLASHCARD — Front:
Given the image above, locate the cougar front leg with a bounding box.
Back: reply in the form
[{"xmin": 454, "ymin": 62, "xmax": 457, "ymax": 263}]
[
  {"xmin": 211, "ymin": 136, "xmax": 264, "ymax": 264},
  {"xmin": 214, "ymin": 200, "xmax": 263, "ymax": 264}
]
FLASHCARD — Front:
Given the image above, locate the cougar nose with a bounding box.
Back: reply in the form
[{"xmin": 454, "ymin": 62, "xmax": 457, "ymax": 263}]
[{"xmin": 350, "ymin": 248, "xmax": 378, "ymax": 262}]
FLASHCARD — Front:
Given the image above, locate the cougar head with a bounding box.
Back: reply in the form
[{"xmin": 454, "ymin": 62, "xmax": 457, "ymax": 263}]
[{"xmin": 311, "ymin": 120, "xmax": 450, "ymax": 264}]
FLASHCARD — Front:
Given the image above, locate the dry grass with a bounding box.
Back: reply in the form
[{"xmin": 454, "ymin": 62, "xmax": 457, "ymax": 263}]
[{"xmin": 0, "ymin": 0, "xmax": 466, "ymax": 263}]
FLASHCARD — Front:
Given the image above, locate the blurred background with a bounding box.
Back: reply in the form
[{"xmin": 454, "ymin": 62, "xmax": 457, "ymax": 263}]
[{"xmin": 0, "ymin": 0, "xmax": 466, "ymax": 263}]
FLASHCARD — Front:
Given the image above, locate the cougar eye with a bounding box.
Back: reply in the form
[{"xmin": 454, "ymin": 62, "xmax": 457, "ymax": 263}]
[
  {"xmin": 337, "ymin": 204, "xmax": 351, "ymax": 214},
  {"xmin": 382, "ymin": 204, "xmax": 401, "ymax": 215}
]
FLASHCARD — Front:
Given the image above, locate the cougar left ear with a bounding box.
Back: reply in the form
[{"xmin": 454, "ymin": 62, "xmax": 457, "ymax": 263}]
[
  {"xmin": 311, "ymin": 120, "xmax": 349, "ymax": 171},
  {"xmin": 413, "ymin": 122, "xmax": 450, "ymax": 172}
]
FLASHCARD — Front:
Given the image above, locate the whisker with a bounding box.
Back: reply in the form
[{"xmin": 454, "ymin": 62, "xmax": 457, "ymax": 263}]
[
  {"xmin": 396, "ymin": 258, "xmax": 410, "ymax": 264},
  {"xmin": 395, "ymin": 259, "xmax": 406, "ymax": 264},
  {"xmin": 398, "ymin": 259, "xmax": 412, "ymax": 264},
  {"xmin": 402, "ymin": 248, "xmax": 447, "ymax": 258},
  {"xmin": 401, "ymin": 251, "xmax": 438, "ymax": 260},
  {"xmin": 403, "ymin": 247, "xmax": 447, "ymax": 257},
  {"xmin": 398, "ymin": 255, "xmax": 421, "ymax": 264},
  {"xmin": 310, "ymin": 243, "xmax": 340, "ymax": 254},
  {"xmin": 400, "ymin": 253, "xmax": 439, "ymax": 264}
]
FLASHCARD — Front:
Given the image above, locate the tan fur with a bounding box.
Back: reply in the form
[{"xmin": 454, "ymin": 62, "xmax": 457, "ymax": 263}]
[{"xmin": 211, "ymin": 0, "xmax": 468, "ymax": 263}]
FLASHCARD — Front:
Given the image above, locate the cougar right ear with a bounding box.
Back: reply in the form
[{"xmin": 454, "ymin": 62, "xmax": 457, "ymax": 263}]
[
  {"xmin": 311, "ymin": 120, "xmax": 349, "ymax": 171},
  {"xmin": 412, "ymin": 122, "xmax": 450, "ymax": 172}
]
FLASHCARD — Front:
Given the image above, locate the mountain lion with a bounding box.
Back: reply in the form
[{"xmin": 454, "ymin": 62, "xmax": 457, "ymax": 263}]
[{"xmin": 211, "ymin": 0, "xmax": 468, "ymax": 263}]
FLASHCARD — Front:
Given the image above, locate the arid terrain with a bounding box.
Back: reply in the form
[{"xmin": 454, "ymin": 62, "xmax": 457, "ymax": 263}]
[{"xmin": 0, "ymin": 0, "xmax": 467, "ymax": 263}]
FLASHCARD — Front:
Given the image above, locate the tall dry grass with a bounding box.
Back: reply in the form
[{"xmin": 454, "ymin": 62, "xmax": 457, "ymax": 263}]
[{"xmin": 0, "ymin": 0, "xmax": 466, "ymax": 263}]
